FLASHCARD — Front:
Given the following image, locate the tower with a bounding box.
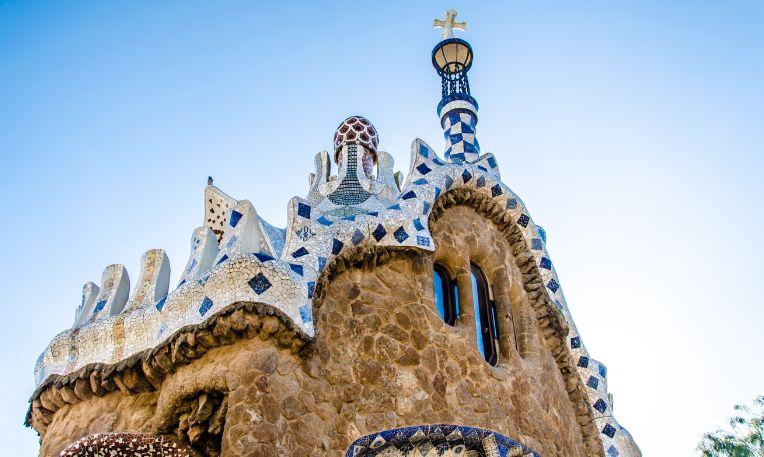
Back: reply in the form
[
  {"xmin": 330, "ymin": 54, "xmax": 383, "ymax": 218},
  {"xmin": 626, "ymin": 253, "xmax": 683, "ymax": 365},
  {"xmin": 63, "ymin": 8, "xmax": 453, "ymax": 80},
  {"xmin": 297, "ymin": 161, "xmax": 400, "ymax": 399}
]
[{"xmin": 432, "ymin": 10, "xmax": 480, "ymax": 163}]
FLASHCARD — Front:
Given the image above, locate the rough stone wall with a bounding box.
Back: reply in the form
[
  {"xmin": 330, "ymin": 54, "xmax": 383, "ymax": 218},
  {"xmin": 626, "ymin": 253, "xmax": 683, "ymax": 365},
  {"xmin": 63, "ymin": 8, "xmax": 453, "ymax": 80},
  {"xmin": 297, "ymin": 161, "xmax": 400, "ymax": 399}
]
[{"xmin": 35, "ymin": 206, "xmax": 589, "ymax": 457}]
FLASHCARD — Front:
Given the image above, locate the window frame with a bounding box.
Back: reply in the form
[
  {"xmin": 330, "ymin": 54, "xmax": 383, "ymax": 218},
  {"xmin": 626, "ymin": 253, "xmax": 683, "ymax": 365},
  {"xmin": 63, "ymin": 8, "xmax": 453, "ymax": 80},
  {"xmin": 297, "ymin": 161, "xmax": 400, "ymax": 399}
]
[
  {"xmin": 433, "ymin": 263, "xmax": 458, "ymax": 326},
  {"xmin": 470, "ymin": 263, "xmax": 499, "ymax": 366}
]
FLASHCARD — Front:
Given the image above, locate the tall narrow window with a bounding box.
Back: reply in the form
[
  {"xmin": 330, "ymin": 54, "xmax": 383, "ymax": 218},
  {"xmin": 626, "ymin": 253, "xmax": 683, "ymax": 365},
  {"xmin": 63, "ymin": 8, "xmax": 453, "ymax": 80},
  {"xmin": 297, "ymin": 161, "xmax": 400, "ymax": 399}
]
[
  {"xmin": 471, "ymin": 263, "xmax": 498, "ymax": 365},
  {"xmin": 433, "ymin": 263, "xmax": 458, "ymax": 326}
]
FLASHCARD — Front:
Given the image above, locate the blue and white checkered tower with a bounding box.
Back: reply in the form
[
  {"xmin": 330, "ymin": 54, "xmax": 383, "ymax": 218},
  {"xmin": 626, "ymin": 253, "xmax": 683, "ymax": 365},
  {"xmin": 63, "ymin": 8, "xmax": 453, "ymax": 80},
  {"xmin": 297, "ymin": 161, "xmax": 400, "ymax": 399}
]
[{"xmin": 432, "ymin": 9, "xmax": 480, "ymax": 163}]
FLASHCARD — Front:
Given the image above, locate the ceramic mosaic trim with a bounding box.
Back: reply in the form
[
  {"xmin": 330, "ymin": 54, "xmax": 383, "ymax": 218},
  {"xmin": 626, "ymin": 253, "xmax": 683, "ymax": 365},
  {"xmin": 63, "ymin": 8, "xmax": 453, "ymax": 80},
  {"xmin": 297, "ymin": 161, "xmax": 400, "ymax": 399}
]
[{"xmin": 345, "ymin": 424, "xmax": 539, "ymax": 457}]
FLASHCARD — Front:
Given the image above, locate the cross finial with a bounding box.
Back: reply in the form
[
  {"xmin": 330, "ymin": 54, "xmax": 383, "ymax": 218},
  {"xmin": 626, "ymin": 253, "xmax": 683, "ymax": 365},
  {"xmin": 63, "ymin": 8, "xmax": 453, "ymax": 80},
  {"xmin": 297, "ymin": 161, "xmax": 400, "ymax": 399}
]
[{"xmin": 433, "ymin": 9, "xmax": 466, "ymax": 39}]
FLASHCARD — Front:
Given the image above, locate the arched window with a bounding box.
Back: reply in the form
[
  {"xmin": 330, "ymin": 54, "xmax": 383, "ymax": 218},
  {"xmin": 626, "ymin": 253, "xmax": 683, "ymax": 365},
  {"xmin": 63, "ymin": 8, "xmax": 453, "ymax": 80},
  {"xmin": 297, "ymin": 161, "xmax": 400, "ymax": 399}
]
[
  {"xmin": 433, "ymin": 263, "xmax": 458, "ymax": 326},
  {"xmin": 471, "ymin": 263, "xmax": 499, "ymax": 365}
]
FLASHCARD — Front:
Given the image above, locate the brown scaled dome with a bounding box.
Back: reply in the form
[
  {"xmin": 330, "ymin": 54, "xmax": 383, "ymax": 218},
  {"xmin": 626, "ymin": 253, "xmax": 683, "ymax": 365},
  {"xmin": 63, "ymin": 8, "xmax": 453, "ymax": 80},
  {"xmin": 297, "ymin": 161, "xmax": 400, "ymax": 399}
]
[{"xmin": 333, "ymin": 116, "xmax": 379, "ymax": 161}]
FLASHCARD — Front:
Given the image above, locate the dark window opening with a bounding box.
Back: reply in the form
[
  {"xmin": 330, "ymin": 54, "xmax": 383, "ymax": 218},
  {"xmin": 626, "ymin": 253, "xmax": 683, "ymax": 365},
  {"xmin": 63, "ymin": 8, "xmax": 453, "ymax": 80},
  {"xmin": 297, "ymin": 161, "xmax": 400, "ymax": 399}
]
[
  {"xmin": 471, "ymin": 263, "xmax": 499, "ymax": 366},
  {"xmin": 433, "ymin": 263, "xmax": 458, "ymax": 326}
]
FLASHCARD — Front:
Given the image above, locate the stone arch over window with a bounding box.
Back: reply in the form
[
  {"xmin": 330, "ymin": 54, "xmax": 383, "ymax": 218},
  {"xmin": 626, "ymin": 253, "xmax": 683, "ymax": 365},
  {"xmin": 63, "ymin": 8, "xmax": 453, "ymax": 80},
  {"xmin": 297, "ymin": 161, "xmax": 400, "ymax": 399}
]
[
  {"xmin": 429, "ymin": 201, "xmax": 540, "ymax": 366},
  {"xmin": 59, "ymin": 433, "xmax": 200, "ymax": 457}
]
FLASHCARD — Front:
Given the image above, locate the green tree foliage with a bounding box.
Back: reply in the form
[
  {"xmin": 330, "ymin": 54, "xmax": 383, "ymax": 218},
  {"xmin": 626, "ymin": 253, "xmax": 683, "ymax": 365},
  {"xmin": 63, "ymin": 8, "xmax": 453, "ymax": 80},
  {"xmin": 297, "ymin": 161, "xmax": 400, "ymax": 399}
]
[{"xmin": 698, "ymin": 396, "xmax": 764, "ymax": 456}]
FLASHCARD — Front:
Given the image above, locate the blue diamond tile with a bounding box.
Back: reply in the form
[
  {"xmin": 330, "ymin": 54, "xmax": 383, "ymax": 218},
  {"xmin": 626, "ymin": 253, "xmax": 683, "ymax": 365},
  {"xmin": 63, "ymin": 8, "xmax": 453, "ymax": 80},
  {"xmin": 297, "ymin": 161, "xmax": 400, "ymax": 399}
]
[
  {"xmin": 401, "ymin": 190, "xmax": 417, "ymax": 200},
  {"xmin": 531, "ymin": 238, "xmax": 543, "ymax": 250},
  {"xmin": 477, "ymin": 165, "xmax": 487, "ymax": 172},
  {"xmin": 367, "ymin": 211, "xmax": 378, "ymax": 217},
  {"xmin": 491, "ymin": 184, "xmax": 503, "ymax": 197},
  {"xmin": 422, "ymin": 201, "xmax": 431, "ymax": 215},
  {"xmin": 297, "ymin": 202, "xmax": 311, "ymax": 219},
  {"xmin": 599, "ymin": 364, "xmax": 608, "ymax": 378},
  {"xmin": 307, "ymin": 281, "xmax": 315, "ymax": 298},
  {"xmin": 433, "ymin": 186, "xmax": 441, "ymax": 199},
  {"xmin": 343, "ymin": 215, "xmax": 356, "ymax": 222},
  {"xmin": 418, "ymin": 143, "xmax": 430, "ymax": 158},
  {"xmin": 331, "ymin": 238, "xmax": 343, "ymax": 255},
  {"xmin": 487, "ymin": 156, "xmax": 497, "ymax": 168},
  {"xmin": 248, "ymin": 273, "xmax": 272, "ymax": 295},
  {"xmin": 607, "ymin": 445, "xmax": 619, "ymax": 457},
  {"xmin": 372, "ymin": 224, "xmax": 387, "ymax": 241},
  {"xmin": 199, "ymin": 296, "xmax": 213, "ymax": 316},
  {"xmin": 291, "ymin": 247, "xmax": 309, "ymax": 258},
  {"xmin": 299, "ymin": 304, "xmax": 312, "ymax": 323},
  {"xmin": 416, "ymin": 163, "xmax": 432, "ymax": 175},
  {"xmin": 216, "ymin": 254, "xmax": 229, "ymax": 265},
  {"xmin": 594, "ymin": 398, "xmax": 608, "ymax": 414},
  {"xmin": 571, "ymin": 336, "xmax": 581, "ymax": 348},
  {"xmin": 539, "ymin": 257, "xmax": 552, "ymax": 269},
  {"xmin": 432, "ymin": 157, "xmax": 445, "ymax": 166},
  {"xmin": 94, "ymin": 300, "xmax": 106, "ymax": 313},
  {"xmin": 352, "ymin": 229, "xmax": 365, "ymax": 245},
  {"xmin": 229, "ymin": 210, "xmax": 243, "ymax": 227},
  {"xmin": 387, "ymin": 203, "xmax": 401, "ymax": 211},
  {"xmin": 587, "ymin": 376, "xmax": 599, "ymax": 390},
  {"xmin": 318, "ymin": 256, "xmax": 326, "ymax": 271},
  {"xmin": 413, "ymin": 178, "xmax": 428, "ymax": 185},
  {"xmin": 416, "ymin": 236, "xmax": 430, "ymax": 247},
  {"xmin": 290, "ymin": 264, "xmax": 304, "ymax": 276},
  {"xmin": 462, "ymin": 169, "xmax": 472, "ymax": 183},
  {"xmin": 476, "ymin": 176, "xmax": 486, "ymax": 187},
  {"xmin": 317, "ymin": 215, "xmax": 333, "ymax": 226},
  {"xmin": 444, "ymin": 175, "xmax": 454, "ymax": 189},
  {"xmin": 155, "ymin": 297, "xmax": 167, "ymax": 312},
  {"xmin": 547, "ymin": 278, "xmax": 559, "ymax": 293},
  {"xmin": 507, "ymin": 198, "xmax": 517, "ymax": 209},
  {"xmin": 578, "ymin": 356, "xmax": 590, "ymax": 368},
  {"xmin": 518, "ymin": 214, "xmax": 530, "ymax": 228},
  {"xmin": 393, "ymin": 227, "xmax": 409, "ymax": 243},
  {"xmin": 178, "ymin": 279, "xmax": 186, "ymax": 287},
  {"xmin": 602, "ymin": 423, "xmax": 616, "ymax": 438},
  {"xmin": 254, "ymin": 252, "xmax": 274, "ymax": 262},
  {"xmin": 413, "ymin": 218, "xmax": 425, "ymax": 231}
]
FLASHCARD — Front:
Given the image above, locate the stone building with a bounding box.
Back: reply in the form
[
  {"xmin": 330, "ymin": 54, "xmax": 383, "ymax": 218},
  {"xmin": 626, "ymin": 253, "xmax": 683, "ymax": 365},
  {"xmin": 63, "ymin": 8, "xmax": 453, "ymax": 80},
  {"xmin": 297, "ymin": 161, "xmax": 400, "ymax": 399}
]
[{"xmin": 26, "ymin": 10, "xmax": 640, "ymax": 457}]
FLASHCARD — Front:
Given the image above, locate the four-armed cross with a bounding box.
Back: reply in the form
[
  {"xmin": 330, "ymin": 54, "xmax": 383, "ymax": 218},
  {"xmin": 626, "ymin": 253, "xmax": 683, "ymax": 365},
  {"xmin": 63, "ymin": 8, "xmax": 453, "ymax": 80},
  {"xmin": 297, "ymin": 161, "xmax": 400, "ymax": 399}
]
[{"xmin": 433, "ymin": 9, "xmax": 466, "ymax": 39}]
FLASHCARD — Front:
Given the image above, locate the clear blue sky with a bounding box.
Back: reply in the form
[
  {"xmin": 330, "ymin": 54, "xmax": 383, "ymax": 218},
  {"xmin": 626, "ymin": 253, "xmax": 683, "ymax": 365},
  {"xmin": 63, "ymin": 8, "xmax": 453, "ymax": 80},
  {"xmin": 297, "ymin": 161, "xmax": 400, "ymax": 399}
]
[{"xmin": 1, "ymin": 1, "xmax": 762, "ymax": 455}]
